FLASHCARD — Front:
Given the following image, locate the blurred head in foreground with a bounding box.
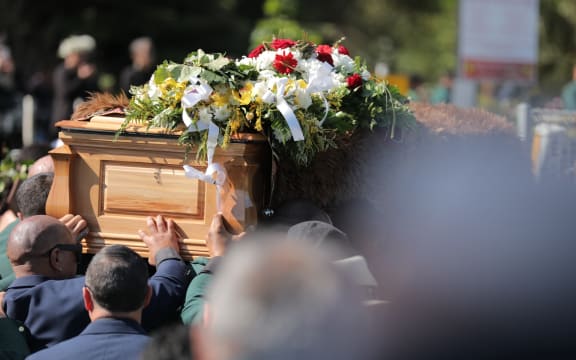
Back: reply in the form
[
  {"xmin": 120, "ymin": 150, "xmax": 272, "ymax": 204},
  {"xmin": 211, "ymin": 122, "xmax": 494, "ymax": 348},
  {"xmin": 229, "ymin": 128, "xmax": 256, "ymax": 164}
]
[
  {"xmin": 201, "ymin": 234, "xmax": 375, "ymax": 360},
  {"xmin": 362, "ymin": 105, "xmax": 576, "ymax": 358}
]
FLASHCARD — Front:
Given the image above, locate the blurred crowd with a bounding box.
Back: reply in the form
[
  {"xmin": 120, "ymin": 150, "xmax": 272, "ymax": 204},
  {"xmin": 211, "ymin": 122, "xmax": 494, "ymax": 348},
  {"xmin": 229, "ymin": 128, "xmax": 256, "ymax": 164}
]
[
  {"xmin": 0, "ymin": 34, "xmax": 156, "ymax": 151},
  {"xmin": 3, "ymin": 32, "xmax": 576, "ymax": 156},
  {"xmin": 408, "ymin": 65, "xmax": 576, "ymax": 121}
]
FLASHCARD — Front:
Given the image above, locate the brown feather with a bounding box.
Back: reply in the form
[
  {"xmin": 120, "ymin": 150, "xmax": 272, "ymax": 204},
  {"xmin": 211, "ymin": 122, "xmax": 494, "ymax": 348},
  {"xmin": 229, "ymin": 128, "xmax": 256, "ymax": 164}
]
[{"xmin": 71, "ymin": 92, "xmax": 130, "ymax": 121}]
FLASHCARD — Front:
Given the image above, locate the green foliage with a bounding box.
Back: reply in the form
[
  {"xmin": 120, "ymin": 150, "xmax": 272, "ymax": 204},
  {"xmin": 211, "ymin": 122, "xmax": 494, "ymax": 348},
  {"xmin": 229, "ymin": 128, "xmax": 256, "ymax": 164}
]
[
  {"xmin": 539, "ymin": 0, "xmax": 576, "ymax": 93},
  {"xmin": 0, "ymin": 153, "xmax": 30, "ymax": 196},
  {"xmin": 263, "ymin": 0, "xmax": 299, "ymax": 17}
]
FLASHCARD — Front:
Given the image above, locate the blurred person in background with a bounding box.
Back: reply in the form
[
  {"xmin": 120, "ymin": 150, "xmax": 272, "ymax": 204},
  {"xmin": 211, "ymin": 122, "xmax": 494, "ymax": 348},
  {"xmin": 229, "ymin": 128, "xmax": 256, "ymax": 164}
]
[
  {"xmin": 50, "ymin": 34, "xmax": 99, "ymax": 141},
  {"xmin": 0, "ymin": 43, "xmax": 23, "ymax": 150},
  {"xmin": 407, "ymin": 73, "xmax": 428, "ymax": 103},
  {"xmin": 561, "ymin": 63, "xmax": 576, "ymax": 110},
  {"xmin": 25, "ymin": 66, "xmax": 55, "ymax": 144},
  {"xmin": 119, "ymin": 36, "xmax": 156, "ymax": 96},
  {"xmin": 429, "ymin": 70, "xmax": 454, "ymax": 104}
]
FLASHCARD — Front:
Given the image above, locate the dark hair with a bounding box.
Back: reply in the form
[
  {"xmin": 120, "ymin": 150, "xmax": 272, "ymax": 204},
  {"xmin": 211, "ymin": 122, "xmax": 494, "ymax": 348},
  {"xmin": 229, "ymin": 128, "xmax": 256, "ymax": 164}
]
[
  {"xmin": 13, "ymin": 144, "xmax": 52, "ymax": 163},
  {"xmin": 142, "ymin": 323, "xmax": 192, "ymax": 360},
  {"xmin": 85, "ymin": 245, "xmax": 149, "ymax": 312},
  {"xmin": 15, "ymin": 172, "xmax": 54, "ymax": 218}
]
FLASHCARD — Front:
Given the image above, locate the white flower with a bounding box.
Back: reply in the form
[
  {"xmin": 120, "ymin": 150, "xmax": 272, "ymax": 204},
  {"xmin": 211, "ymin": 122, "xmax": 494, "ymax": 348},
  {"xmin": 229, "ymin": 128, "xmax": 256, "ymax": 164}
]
[
  {"xmin": 332, "ymin": 53, "xmax": 355, "ymax": 74},
  {"xmin": 255, "ymin": 51, "xmax": 276, "ymax": 71},
  {"xmin": 212, "ymin": 105, "xmax": 231, "ymax": 121},
  {"xmin": 303, "ymin": 60, "xmax": 338, "ymax": 93},
  {"xmin": 261, "ymin": 90, "xmax": 276, "ymax": 104},
  {"xmin": 251, "ymin": 81, "xmax": 267, "ymax": 99},
  {"xmin": 237, "ymin": 56, "xmax": 256, "ymax": 67},
  {"xmin": 147, "ymin": 76, "xmax": 161, "ymax": 100},
  {"xmin": 198, "ymin": 107, "xmax": 213, "ymax": 124},
  {"xmin": 258, "ymin": 70, "xmax": 277, "ymax": 81},
  {"xmin": 252, "ymin": 81, "xmax": 276, "ymax": 104},
  {"xmin": 294, "ymin": 87, "xmax": 312, "ymax": 109},
  {"xmin": 361, "ymin": 69, "xmax": 371, "ymax": 81},
  {"xmin": 332, "ymin": 72, "xmax": 347, "ymax": 87}
]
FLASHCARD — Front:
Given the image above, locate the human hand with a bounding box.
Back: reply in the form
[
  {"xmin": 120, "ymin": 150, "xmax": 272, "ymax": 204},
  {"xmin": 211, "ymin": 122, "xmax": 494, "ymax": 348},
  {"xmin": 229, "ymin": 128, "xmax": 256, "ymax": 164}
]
[
  {"xmin": 207, "ymin": 213, "xmax": 245, "ymax": 257},
  {"xmin": 59, "ymin": 214, "xmax": 88, "ymax": 242},
  {"xmin": 0, "ymin": 292, "xmax": 5, "ymax": 318},
  {"xmin": 138, "ymin": 215, "xmax": 181, "ymax": 266}
]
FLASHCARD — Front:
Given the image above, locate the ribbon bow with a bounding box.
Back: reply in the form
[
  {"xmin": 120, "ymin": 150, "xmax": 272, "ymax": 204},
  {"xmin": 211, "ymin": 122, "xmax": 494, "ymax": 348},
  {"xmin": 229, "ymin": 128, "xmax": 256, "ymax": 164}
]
[{"xmin": 181, "ymin": 79, "xmax": 226, "ymax": 211}]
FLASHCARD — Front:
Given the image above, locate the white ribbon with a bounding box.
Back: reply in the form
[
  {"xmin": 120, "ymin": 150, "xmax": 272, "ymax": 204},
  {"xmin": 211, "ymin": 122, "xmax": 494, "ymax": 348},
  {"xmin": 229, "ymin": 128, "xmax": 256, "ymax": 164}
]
[
  {"xmin": 319, "ymin": 93, "xmax": 330, "ymax": 126},
  {"xmin": 184, "ymin": 163, "xmax": 227, "ymax": 212},
  {"xmin": 181, "ymin": 80, "xmax": 227, "ymax": 211},
  {"xmin": 181, "ymin": 80, "xmax": 219, "ymax": 165},
  {"xmin": 181, "ymin": 80, "xmax": 213, "ymax": 111},
  {"xmin": 275, "ymin": 78, "xmax": 304, "ymax": 141}
]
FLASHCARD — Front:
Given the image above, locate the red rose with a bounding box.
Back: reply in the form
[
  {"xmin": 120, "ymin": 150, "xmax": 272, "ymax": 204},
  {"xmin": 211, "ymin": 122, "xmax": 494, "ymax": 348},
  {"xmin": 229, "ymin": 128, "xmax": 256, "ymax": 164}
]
[
  {"xmin": 273, "ymin": 51, "xmax": 298, "ymax": 74},
  {"xmin": 347, "ymin": 73, "xmax": 363, "ymax": 90},
  {"xmin": 338, "ymin": 45, "xmax": 350, "ymax": 55},
  {"xmin": 248, "ymin": 44, "xmax": 265, "ymax": 58},
  {"xmin": 271, "ymin": 38, "xmax": 296, "ymax": 50},
  {"xmin": 315, "ymin": 44, "xmax": 334, "ymax": 66}
]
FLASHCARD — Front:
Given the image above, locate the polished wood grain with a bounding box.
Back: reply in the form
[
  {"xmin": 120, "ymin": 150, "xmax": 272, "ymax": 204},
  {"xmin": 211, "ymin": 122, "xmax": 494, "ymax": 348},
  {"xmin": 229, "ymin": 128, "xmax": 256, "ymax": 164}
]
[{"xmin": 47, "ymin": 118, "xmax": 270, "ymax": 260}]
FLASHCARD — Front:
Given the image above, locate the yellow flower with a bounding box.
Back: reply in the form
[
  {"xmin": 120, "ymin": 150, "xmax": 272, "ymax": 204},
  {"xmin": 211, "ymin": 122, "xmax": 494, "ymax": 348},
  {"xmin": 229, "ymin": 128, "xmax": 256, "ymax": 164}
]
[
  {"xmin": 159, "ymin": 78, "xmax": 176, "ymax": 93},
  {"xmin": 159, "ymin": 78, "xmax": 186, "ymax": 105},
  {"xmin": 211, "ymin": 90, "xmax": 230, "ymax": 107},
  {"xmin": 232, "ymin": 83, "xmax": 253, "ymax": 105}
]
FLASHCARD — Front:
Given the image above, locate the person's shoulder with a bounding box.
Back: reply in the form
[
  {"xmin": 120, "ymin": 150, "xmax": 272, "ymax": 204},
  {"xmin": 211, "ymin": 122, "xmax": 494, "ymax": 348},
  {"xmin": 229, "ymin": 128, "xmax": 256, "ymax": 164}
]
[
  {"xmin": 26, "ymin": 336, "xmax": 80, "ymax": 360},
  {"xmin": 6, "ymin": 275, "xmax": 84, "ymax": 297},
  {"xmin": 0, "ymin": 214, "xmax": 18, "ymax": 235}
]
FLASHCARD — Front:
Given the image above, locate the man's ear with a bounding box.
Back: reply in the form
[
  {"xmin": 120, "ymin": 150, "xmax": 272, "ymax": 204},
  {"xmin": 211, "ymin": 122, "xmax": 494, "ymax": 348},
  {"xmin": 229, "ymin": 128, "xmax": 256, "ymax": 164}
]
[
  {"xmin": 82, "ymin": 287, "xmax": 94, "ymax": 312},
  {"xmin": 16, "ymin": 212, "xmax": 23, "ymax": 221},
  {"xmin": 143, "ymin": 285, "xmax": 153, "ymax": 309},
  {"xmin": 48, "ymin": 248, "xmax": 62, "ymax": 272}
]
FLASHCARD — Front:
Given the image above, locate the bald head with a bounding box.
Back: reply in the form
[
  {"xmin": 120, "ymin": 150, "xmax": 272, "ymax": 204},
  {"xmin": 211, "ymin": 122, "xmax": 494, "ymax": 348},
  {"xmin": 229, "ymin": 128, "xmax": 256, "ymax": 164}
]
[
  {"xmin": 7, "ymin": 215, "xmax": 73, "ymax": 266},
  {"xmin": 28, "ymin": 155, "xmax": 54, "ymax": 177}
]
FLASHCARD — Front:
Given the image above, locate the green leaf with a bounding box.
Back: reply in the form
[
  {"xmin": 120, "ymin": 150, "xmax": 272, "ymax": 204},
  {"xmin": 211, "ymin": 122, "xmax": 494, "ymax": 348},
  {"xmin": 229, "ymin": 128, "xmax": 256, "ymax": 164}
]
[
  {"xmin": 201, "ymin": 69, "xmax": 226, "ymax": 83},
  {"xmin": 166, "ymin": 63, "xmax": 183, "ymax": 80},
  {"xmin": 154, "ymin": 64, "xmax": 170, "ymax": 84},
  {"xmin": 178, "ymin": 65, "xmax": 202, "ymax": 82},
  {"xmin": 206, "ymin": 56, "xmax": 231, "ymax": 71}
]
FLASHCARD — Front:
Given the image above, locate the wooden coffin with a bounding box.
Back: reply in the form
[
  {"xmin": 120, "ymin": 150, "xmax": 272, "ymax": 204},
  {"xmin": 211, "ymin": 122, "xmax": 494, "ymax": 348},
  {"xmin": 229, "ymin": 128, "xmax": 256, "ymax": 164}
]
[{"xmin": 46, "ymin": 116, "xmax": 270, "ymax": 260}]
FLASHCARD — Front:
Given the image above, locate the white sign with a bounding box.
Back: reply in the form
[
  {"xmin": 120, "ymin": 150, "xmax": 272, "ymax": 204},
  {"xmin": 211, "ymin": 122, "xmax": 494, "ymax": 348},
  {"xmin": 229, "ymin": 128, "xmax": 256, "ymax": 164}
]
[{"xmin": 458, "ymin": 0, "xmax": 539, "ymax": 81}]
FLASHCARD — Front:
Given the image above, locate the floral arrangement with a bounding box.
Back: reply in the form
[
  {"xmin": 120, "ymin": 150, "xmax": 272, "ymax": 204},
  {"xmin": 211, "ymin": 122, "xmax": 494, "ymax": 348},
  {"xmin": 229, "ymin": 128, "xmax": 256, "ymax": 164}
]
[{"xmin": 123, "ymin": 37, "xmax": 415, "ymax": 165}]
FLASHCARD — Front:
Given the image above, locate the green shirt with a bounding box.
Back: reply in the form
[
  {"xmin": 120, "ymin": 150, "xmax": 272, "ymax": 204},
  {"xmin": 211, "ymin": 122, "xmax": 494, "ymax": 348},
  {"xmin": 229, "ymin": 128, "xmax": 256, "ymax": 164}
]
[
  {"xmin": 430, "ymin": 85, "xmax": 450, "ymax": 104},
  {"xmin": 181, "ymin": 257, "xmax": 211, "ymax": 325},
  {"xmin": 562, "ymin": 81, "xmax": 576, "ymax": 110},
  {"xmin": 0, "ymin": 219, "xmax": 18, "ymax": 291}
]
